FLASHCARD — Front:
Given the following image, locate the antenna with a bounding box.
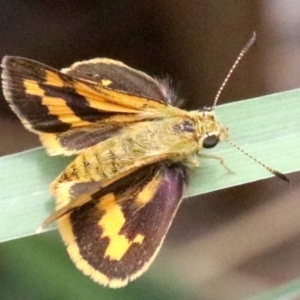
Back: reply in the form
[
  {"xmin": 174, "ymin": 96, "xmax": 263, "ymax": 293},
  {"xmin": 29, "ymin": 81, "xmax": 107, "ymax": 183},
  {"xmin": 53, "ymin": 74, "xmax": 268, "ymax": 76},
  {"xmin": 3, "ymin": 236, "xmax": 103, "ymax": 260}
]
[
  {"xmin": 211, "ymin": 33, "xmax": 288, "ymax": 183},
  {"xmin": 224, "ymin": 137, "xmax": 290, "ymax": 183},
  {"xmin": 212, "ymin": 32, "xmax": 256, "ymax": 109}
]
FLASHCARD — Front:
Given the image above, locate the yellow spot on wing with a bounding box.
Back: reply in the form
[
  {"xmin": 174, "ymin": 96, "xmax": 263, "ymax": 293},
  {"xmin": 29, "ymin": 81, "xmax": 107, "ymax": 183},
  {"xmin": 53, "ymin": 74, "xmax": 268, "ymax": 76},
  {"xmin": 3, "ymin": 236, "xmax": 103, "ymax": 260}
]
[
  {"xmin": 23, "ymin": 79, "xmax": 91, "ymax": 127},
  {"xmin": 98, "ymin": 193, "xmax": 144, "ymax": 261},
  {"xmin": 73, "ymin": 81, "xmax": 141, "ymax": 113},
  {"xmin": 101, "ymin": 79, "xmax": 112, "ymax": 86},
  {"xmin": 39, "ymin": 133, "xmax": 63, "ymax": 155},
  {"xmin": 41, "ymin": 96, "xmax": 90, "ymax": 126},
  {"xmin": 135, "ymin": 173, "xmax": 161, "ymax": 207},
  {"xmin": 45, "ymin": 70, "xmax": 64, "ymax": 87},
  {"xmin": 53, "ymin": 182, "xmax": 76, "ymax": 208},
  {"xmin": 133, "ymin": 234, "xmax": 144, "ymax": 244},
  {"xmin": 23, "ymin": 79, "xmax": 44, "ymax": 96}
]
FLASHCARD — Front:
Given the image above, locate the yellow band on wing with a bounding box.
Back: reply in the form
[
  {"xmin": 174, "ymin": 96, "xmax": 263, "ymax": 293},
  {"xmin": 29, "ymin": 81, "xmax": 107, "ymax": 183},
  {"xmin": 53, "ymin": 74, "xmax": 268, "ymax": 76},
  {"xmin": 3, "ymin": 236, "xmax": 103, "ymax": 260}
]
[{"xmin": 98, "ymin": 193, "xmax": 144, "ymax": 261}]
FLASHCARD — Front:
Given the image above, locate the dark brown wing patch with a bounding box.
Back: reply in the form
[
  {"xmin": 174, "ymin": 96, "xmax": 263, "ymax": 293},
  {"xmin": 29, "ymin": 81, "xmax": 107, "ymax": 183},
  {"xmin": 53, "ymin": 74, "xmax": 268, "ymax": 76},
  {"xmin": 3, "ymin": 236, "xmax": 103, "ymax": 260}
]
[{"xmin": 63, "ymin": 58, "xmax": 172, "ymax": 103}]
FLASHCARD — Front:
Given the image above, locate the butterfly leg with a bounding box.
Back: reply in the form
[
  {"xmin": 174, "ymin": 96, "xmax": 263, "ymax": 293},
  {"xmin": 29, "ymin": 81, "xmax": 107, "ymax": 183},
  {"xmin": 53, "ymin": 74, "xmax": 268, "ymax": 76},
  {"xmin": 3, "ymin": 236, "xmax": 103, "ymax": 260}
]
[
  {"xmin": 182, "ymin": 156, "xmax": 200, "ymax": 168},
  {"xmin": 197, "ymin": 153, "xmax": 234, "ymax": 174}
]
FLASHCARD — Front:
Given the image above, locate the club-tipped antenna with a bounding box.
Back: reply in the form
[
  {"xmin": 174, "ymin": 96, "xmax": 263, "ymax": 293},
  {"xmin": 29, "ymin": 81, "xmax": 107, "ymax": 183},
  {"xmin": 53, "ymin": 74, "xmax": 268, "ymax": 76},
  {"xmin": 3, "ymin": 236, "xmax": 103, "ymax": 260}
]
[
  {"xmin": 223, "ymin": 136, "xmax": 290, "ymax": 183},
  {"xmin": 212, "ymin": 33, "xmax": 288, "ymax": 183},
  {"xmin": 212, "ymin": 32, "xmax": 257, "ymax": 109}
]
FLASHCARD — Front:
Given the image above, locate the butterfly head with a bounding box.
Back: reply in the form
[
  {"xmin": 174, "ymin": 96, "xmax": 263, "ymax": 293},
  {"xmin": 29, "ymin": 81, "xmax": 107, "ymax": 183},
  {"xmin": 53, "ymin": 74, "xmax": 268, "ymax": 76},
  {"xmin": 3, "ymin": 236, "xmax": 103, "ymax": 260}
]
[{"xmin": 193, "ymin": 107, "xmax": 228, "ymax": 149}]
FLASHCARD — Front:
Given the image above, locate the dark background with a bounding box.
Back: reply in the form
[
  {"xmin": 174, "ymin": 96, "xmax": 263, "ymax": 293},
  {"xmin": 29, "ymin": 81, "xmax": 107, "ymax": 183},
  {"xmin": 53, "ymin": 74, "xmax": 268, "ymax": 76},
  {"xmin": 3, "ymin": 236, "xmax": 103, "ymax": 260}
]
[{"xmin": 1, "ymin": 1, "xmax": 300, "ymax": 299}]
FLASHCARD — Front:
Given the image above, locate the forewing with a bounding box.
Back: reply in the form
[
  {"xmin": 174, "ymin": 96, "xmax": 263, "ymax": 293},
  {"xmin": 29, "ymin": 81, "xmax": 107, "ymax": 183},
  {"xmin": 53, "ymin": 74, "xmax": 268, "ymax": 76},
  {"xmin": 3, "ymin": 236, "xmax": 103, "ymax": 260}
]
[
  {"xmin": 63, "ymin": 58, "xmax": 174, "ymax": 102},
  {"xmin": 1, "ymin": 56, "xmax": 170, "ymax": 154},
  {"xmin": 57, "ymin": 162, "xmax": 187, "ymax": 287}
]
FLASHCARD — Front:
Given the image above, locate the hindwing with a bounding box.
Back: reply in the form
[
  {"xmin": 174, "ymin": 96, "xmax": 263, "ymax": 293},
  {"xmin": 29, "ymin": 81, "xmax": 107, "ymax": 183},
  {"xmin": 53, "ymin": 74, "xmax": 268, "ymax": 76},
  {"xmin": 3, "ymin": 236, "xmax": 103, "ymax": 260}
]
[{"xmin": 57, "ymin": 162, "xmax": 187, "ymax": 287}]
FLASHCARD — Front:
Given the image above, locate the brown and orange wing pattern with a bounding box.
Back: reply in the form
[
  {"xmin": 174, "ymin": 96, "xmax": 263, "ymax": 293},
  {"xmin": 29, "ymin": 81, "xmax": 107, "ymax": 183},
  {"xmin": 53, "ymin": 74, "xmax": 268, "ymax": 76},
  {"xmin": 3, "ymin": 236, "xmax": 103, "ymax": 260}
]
[
  {"xmin": 57, "ymin": 162, "xmax": 187, "ymax": 287},
  {"xmin": 1, "ymin": 56, "xmax": 189, "ymax": 288},
  {"xmin": 1, "ymin": 56, "xmax": 178, "ymax": 155}
]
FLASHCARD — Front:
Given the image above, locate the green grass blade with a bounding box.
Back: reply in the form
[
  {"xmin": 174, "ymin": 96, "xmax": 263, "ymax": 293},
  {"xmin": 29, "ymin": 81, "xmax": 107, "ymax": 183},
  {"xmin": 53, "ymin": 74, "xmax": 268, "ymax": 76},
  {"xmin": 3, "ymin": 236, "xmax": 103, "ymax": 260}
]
[
  {"xmin": 0, "ymin": 88, "xmax": 300, "ymax": 243},
  {"xmin": 248, "ymin": 277, "xmax": 300, "ymax": 300}
]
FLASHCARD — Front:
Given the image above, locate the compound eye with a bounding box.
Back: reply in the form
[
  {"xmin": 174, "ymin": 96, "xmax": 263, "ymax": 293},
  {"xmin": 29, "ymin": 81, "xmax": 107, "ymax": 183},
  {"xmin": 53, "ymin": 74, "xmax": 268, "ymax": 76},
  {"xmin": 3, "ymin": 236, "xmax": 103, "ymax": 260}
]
[{"xmin": 203, "ymin": 134, "xmax": 219, "ymax": 148}]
